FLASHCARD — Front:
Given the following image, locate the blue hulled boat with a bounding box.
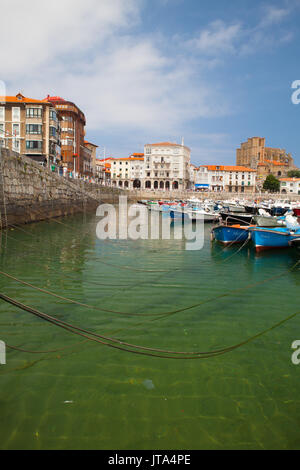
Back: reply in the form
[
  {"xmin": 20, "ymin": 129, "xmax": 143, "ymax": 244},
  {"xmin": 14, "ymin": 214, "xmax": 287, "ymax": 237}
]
[
  {"xmin": 249, "ymin": 226, "xmax": 300, "ymax": 252},
  {"xmin": 211, "ymin": 224, "xmax": 252, "ymax": 245}
]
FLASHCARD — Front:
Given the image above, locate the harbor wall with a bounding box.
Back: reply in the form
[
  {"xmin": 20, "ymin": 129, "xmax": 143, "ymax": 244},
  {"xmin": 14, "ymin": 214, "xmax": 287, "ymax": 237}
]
[
  {"xmin": 1, "ymin": 149, "xmax": 299, "ymax": 229},
  {"xmin": 0, "ymin": 149, "xmax": 123, "ymax": 228},
  {"xmin": 126, "ymin": 189, "xmax": 300, "ymax": 202}
]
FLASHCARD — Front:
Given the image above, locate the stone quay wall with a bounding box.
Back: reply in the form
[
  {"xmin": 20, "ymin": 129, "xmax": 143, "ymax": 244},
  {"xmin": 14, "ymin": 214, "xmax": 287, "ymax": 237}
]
[
  {"xmin": 1, "ymin": 149, "xmax": 299, "ymax": 229},
  {"xmin": 0, "ymin": 149, "xmax": 123, "ymax": 228},
  {"xmin": 126, "ymin": 189, "xmax": 300, "ymax": 202}
]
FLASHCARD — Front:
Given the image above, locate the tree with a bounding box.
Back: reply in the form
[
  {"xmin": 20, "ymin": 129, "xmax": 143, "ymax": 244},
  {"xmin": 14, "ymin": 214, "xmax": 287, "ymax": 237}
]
[
  {"xmin": 287, "ymin": 170, "xmax": 300, "ymax": 178},
  {"xmin": 263, "ymin": 174, "xmax": 280, "ymax": 192}
]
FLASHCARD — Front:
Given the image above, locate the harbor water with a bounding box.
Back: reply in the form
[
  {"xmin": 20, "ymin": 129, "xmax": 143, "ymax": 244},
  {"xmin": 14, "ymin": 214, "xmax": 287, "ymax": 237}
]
[{"xmin": 0, "ymin": 211, "xmax": 300, "ymax": 450}]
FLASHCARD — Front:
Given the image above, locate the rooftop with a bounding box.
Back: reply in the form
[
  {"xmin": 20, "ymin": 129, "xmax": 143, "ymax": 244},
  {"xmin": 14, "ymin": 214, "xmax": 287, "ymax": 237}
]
[
  {"xmin": 0, "ymin": 93, "xmax": 51, "ymax": 105},
  {"xmin": 199, "ymin": 165, "xmax": 256, "ymax": 172}
]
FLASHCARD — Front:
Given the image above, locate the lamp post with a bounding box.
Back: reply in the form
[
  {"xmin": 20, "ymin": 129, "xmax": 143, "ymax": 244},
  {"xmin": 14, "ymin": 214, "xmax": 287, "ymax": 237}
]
[{"xmin": 73, "ymin": 153, "xmax": 78, "ymax": 178}]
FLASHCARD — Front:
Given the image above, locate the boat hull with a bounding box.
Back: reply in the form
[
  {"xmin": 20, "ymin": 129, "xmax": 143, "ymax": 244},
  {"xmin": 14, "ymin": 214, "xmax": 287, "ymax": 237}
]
[
  {"xmin": 293, "ymin": 208, "xmax": 300, "ymax": 217},
  {"xmin": 249, "ymin": 227, "xmax": 300, "ymax": 252},
  {"xmin": 220, "ymin": 212, "xmax": 253, "ymax": 225},
  {"xmin": 212, "ymin": 225, "xmax": 250, "ymax": 244}
]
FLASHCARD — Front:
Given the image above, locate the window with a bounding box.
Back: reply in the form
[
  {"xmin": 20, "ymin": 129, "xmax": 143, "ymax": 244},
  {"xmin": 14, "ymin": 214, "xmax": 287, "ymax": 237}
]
[
  {"xmin": 0, "ymin": 107, "xmax": 4, "ymax": 121},
  {"xmin": 26, "ymin": 108, "xmax": 42, "ymax": 118},
  {"xmin": 0, "ymin": 139, "xmax": 5, "ymax": 148},
  {"xmin": 13, "ymin": 139, "xmax": 20, "ymax": 151},
  {"xmin": 62, "ymin": 116, "xmax": 72, "ymax": 122},
  {"xmin": 50, "ymin": 110, "xmax": 57, "ymax": 121},
  {"xmin": 26, "ymin": 124, "xmax": 42, "ymax": 134},
  {"xmin": 26, "ymin": 140, "xmax": 43, "ymax": 150},
  {"xmin": 145, "ymin": 147, "xmax": 151, "ymax": 155},
  {"xmin": 12, "ymin": 107, "xmax": 20, "ymax": 121},
  {"xmin": 12, "ymin": 123, "xmax": 20, "ymax": 136},
  {"xmin": 50, "ymin": 126, "xmax": 56, "ymax": 137},
  {"xmin": 0, "ymin": 123, "xmax": 4, "ymax": 136}
]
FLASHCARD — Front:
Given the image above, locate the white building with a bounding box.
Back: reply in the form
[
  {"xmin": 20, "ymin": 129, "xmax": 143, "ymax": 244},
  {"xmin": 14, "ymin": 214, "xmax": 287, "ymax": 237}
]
[
  {"xmin": 143, "ymin": 142, "xmax": 190, "ymax": 190},
  {"xmin": 194, "ymin": 165, "xmax": 257, "ymax": 193},
  {"xmin": 110, "ymin": 154, "xmax": 144, "ymax": 189},
  {"xmin": 280, "ymin": 178, "xmax": 300, "ymax": 195}
]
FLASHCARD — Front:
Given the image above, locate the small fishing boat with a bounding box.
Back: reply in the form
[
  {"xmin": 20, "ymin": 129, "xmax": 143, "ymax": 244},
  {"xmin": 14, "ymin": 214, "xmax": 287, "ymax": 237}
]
[
  {"xmin": 252, "ymin": 209, "xmax": 285, "ymax": 228},
  {"xmin": 185, "ymin": 209, "xmax": 219, "ymax": 223},
  {"xmin": 293, "ymin": 208, "xmax": 300, "ymax": 217},
  {"xmin": 249, "ymin": 226, "xmax": 300, "ymax": 252},
  {"xmin": 220, "ymin": 211, "xmax": 253, "ymax": 225},
  {"xmin": 211, "ymin": 224, "xmax": 252, "ymax": 245}
]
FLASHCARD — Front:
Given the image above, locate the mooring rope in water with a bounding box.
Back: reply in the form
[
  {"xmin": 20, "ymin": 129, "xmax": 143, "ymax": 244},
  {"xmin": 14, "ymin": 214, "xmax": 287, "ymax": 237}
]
[
  {"xmin": 4, "ymin": 220, "xmax": 254, "ymax": 276},
  {"xmin": 1, "ymin": 292, "xmax": 300, "ymax": 360},
  {"xmin": 6, "ymin": 339, "xmax": 87, "ymax": 354},
  {"xmin": 1, "ymin": 232, "xmax": 175, "ymax": 289},
  {"xmin": 1, "ymin": 256, "xmax": 300, "ymax": 322},
  {"xmin": 1, "ymin": 230, "xmax": 250, "ymax": 297}
]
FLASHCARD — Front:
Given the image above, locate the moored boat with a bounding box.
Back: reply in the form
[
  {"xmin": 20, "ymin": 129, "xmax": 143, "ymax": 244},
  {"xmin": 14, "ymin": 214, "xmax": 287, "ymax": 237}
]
[
  {"xmin": 211, "ymin": 224, "xmax": 252, "ymax": 245},
  {"xmin": 249, "ymin": 226, "xmax": 300, "ymax": 252},
  {"xmin": 220, "ymin": 211, "xmax": 253, "ymax": 225},
  {"xmin": 293, "ymin": 208, "xmax": 300, "ymax": 217}
]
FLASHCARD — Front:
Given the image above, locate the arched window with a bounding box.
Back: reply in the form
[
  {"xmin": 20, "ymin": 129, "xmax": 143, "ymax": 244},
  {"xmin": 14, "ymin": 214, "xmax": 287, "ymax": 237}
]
[
  {"xmin": 145, "ymin": 181, "xmax": 151, "ymax": 189},
  {"xmin": 160, "ymin": 181, "xmax": 164, "ymax": 189},
  {"xmin": 154, "ymin": 181, "xmax": 158, "ymax": 189},
  {"xmin": 133, "ymin": 179, "xmax": 141, "ymax": 189}
]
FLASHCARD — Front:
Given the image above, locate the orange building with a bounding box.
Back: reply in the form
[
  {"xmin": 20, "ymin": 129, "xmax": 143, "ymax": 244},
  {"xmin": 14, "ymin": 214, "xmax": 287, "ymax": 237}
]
[
  {"xmin": 0, "ymin": 93, "xmax": 60, "ymax": 165},
  {"xmin": 45, "ymin": 96, "xmax": 86, "ymax": 176}
]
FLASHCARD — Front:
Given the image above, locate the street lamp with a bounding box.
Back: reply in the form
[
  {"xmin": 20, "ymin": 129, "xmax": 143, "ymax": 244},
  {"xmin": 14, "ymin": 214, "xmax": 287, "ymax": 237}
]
[{"xmin": 73, "ymin": 153, "xmax": 78, "ymax": 178}]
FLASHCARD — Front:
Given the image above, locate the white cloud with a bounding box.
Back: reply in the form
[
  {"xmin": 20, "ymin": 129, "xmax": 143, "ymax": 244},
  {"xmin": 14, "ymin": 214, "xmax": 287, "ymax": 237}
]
[
  {"xmin": 187, "ymin": 4, "xmax": 293, "ymax": 58},
  {"xmin": 187, "ymin": 20, "xmax": 241, "ymax": 55},
  {"xmin": 1, "ymin": 0, "xmax": 231, "ymax": 136},
  {"xmin": 260, "ymin": 5, "xmax": 290, "ymax": 26}
]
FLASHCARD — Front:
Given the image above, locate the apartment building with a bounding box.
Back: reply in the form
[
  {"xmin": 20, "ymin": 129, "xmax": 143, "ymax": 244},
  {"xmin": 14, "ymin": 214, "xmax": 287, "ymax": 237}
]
[
  {"xmin": 143, "ymin": 142, "xmax": 190, "ymax": 190},
  {"xmin": 280, "ymin": 178, "xmax": 300, "ymax": 194},
  {"xmin": 95, "ymin": 158, "xmax": 111, "ymax": 183},
  {"xmin": 0, "ymin": 93, "xmax": 60, "ymax": 165},
  {"xmin": 195, "ymin": 165, "xmax": 257, "ymax": 193},
  {"xmin": 84, "ymin": 140, "xmax": 98, "ymax": 176},
  {"xmin": 110, "ymin": 155, "xmax": 144, "ymax": 188},
  {"xmin": 45, "ymin": 96, "xmax": 86, "ymax": 176}
]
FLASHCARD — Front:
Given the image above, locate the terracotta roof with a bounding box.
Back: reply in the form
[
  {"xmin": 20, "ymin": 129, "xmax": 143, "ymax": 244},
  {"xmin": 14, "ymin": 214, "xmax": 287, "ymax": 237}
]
[
  {"xmin": 110, "ymin": 157, "xmax": 144, "ymax": 161},
  {"xmin": 199, "ymin": 165, "xmax": 256, "ymax": 172},
  {"xmin": 46, "ymin": 95, "xmax": 65, "ymax": 102},
  {"xmin": 259, "ymin": 160, "xmax": 288, "ymax": 166},
  {"xmin": 131, "ymin": 153, "xmax": 144, "ymax": 157},
  {"xmin": 0, "ymin": 93, "xmax": 51, "ymax": 105},
  {"xmin": 84, "ymin": 140, "xmax": 98, "ymax": 147},
  {"xmin": 279, "ymin": 178, "xmax": 300, "ymax": 182}
]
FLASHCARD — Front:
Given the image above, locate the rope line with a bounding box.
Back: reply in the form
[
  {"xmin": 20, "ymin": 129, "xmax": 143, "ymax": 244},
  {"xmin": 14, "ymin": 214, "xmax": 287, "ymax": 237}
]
[{"xmin": 1, "ymin": 290, "xmax": 300, "ymax": 359}]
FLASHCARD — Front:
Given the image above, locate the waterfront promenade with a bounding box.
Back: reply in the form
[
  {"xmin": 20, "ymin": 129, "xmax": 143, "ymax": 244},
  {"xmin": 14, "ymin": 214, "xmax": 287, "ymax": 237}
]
[{"xmin": 1, "ymin": 149, "xmax": 300, "ymax": 229}]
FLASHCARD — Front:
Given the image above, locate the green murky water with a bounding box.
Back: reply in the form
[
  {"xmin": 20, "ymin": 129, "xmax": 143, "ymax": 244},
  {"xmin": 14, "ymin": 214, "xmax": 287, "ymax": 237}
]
[{"xmin": 0, "ymin": 211, "xmax": 300, "ymax": 450}]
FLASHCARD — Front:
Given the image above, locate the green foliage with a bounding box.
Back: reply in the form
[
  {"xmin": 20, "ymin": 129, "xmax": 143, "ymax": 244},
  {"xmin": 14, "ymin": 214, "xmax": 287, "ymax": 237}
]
[
  {"xmin": 287, "ymin": 170, "xmax": 300, "ymax": 178},
  {"xmin": 263, "ymin": 174, "xmax": 280, "ymax": 192}
]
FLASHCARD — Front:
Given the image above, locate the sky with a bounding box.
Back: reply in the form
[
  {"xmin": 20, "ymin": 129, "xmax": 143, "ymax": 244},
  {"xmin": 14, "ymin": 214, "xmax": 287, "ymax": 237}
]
[{"xmin": 1, "ymin": 0, "xmax": 300, "ymax": 166}]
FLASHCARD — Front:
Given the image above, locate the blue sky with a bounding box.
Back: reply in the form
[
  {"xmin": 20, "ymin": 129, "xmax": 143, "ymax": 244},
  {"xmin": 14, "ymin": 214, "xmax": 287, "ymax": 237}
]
[{"xmin": 1, "ymin": 0, "xmax": 300, "ymax": 166}]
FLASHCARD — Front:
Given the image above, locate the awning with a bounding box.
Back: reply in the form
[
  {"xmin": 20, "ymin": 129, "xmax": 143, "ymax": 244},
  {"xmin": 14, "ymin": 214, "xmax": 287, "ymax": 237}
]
[{"xmin": 195, "ymin": 184, "xmax": 209, "ymax": 188}]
